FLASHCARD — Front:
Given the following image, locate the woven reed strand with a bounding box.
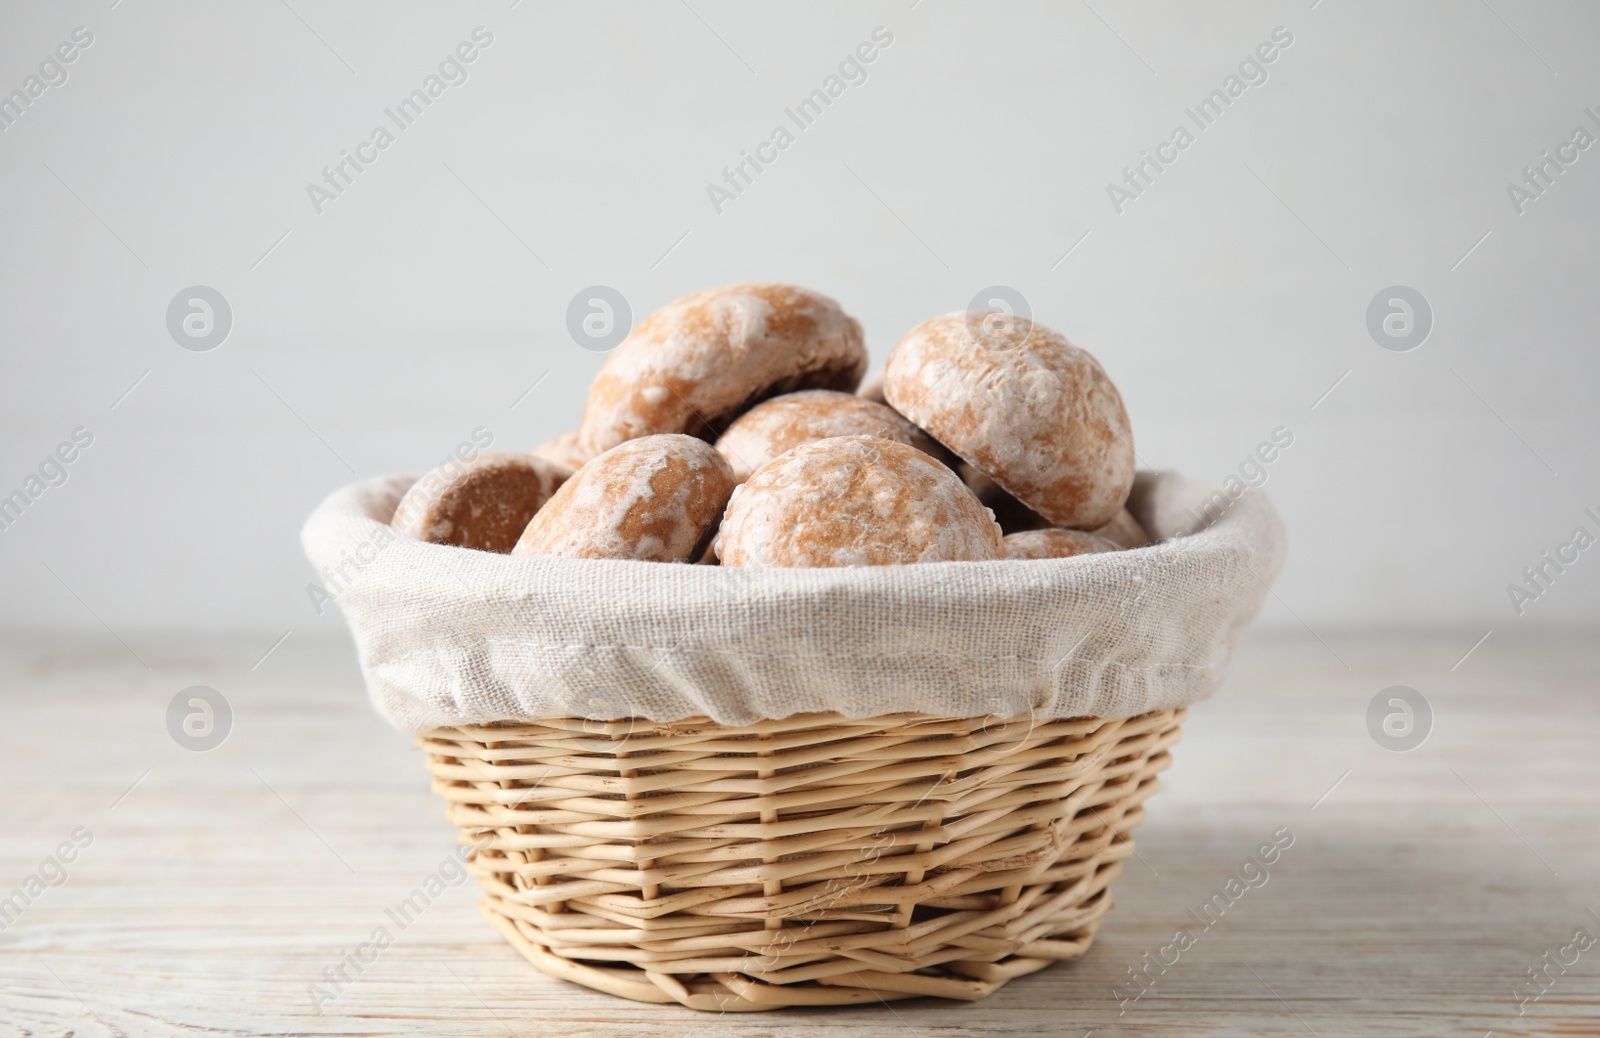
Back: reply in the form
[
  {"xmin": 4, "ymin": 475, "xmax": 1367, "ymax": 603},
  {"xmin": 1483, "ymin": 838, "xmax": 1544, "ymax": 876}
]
[{"xmin": 420, "ymin": 707, "xmax": 1182, "ymax": 1011}]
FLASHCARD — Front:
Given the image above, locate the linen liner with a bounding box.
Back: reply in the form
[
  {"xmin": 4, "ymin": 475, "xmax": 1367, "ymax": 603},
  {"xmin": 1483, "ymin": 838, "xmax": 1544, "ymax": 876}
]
[{"xmin": 302, "ymin": 470, "xmax": 1285, "ymax": 732}]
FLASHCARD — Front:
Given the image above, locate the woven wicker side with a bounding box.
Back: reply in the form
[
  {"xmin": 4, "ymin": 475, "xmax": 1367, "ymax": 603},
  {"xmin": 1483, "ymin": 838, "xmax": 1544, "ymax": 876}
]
[{"xmin": 421, "ymin": 707, "xmax": 1182, "ymax": 1011}]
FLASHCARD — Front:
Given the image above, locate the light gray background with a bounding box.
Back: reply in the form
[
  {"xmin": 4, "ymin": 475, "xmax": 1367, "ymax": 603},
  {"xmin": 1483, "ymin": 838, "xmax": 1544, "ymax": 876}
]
[{"xmin": 2, "ymin": 0, "xmax": 1597, "ymax": 652}]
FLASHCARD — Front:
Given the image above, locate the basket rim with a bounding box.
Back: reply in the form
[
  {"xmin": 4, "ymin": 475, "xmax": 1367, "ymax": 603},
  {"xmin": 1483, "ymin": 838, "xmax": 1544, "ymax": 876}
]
[
  {"xmin": 304, "ymin": 468, "xmax": 1281, "ymax": 733},
  {"xmin": 310, "ymin": 468, "xmax": 1270, "ymax": 589}
]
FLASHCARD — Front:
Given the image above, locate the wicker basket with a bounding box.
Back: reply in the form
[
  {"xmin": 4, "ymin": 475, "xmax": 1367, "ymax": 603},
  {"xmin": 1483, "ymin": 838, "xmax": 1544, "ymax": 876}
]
[{"xmin": 420, "ymin": 705, "xmax": 1183, "ymax": 1010}]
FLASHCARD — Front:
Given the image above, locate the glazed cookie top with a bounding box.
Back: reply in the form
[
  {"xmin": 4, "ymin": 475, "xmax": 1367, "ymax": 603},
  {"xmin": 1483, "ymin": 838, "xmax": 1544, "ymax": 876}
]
[
  {"xmin": 1002, "ymin": 528, "xmax": 1119, "ymax": 560},
  {"xmin": 714, "ymin": 389, "xmax": 948, "ymax": 483},
  {"xmin": 512, "ymin": 434, "xmax": 734, "ymax": 562},
  {"xmin": 577, "ymin": 283, "xmax": 868, "ymax": 454},
  {"xmin": 391, "ymin": 452, "xmax": 570, "ymax": 554},
  {"xmin": 716, "ymin": 435, "xmax": 1003, "ymax": 568},
  {"xmin": 884, "ymin": 313, "xmax": 1135, "ymax": 530}
]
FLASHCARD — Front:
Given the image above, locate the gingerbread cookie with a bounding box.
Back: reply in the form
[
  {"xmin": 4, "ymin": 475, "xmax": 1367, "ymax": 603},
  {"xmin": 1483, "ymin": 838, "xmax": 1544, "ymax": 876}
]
[
  {"xmin": 392, "ymin": 452, "xmax": 570, "ymax": 554},
  {"xmin": 714, "ymin": 389, "xmax": 949, "ymax": 483},
  {"xmin": 1094, "ymin": 507, "xmax": 1149, "ymax": 550},
  {"xmin": 884, "ymin": 313, "xmax": 1134, "ymax": 530},
  {"xmin": 512, "ymin": 434, "xmax": 734, "ymax": 562},
  {"xmin": 856, "ymin": 371, "xmax": 887, "ymax": 404},
  {"xmin": 959, "ymin": 462, "xmax": 1048, "ymax": 533},
  {"xmin": 531, "ymin": 429, "xmax": 593, "ymax": 472},
  {"xmin": 577, "ymin": 284, "xmax": 867, "ymax": 454},
  {"xmin": 715, "ymin": 435, "xmax": 1003, "ymax": 568},
  {"xmin": 962, "ymin": 466, "xmax": 1145, "ymax": 547},
  {"xmin": 1002, "ymin": 528, "xmax": 1119, "ymax": 560}
]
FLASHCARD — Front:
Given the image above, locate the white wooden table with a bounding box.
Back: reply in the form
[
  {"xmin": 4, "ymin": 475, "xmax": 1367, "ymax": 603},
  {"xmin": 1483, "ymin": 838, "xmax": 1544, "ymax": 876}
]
[{"xmin": 2, "ymin": 630, "xmax": 1596, "ymax": 1036}]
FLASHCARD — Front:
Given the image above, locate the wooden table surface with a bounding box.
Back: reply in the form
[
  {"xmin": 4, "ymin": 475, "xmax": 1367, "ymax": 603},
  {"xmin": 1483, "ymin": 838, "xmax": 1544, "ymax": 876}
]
[{"xmin": 1, "ymin": 629, "xmax": 1596, "ymax": 1037}]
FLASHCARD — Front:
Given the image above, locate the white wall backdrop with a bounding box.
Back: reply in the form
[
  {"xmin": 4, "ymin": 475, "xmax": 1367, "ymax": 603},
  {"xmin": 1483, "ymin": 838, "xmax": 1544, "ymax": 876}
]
[{"xmin": 1, "ymin": 0, "xmax": 1597, "ymax": 647}]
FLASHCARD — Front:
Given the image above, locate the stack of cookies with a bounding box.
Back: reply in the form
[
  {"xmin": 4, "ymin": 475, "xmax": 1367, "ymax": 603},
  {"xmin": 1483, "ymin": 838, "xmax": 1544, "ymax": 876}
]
[{"xmin": 392, "ymin": 283, "xmax": 1147, "ymax": 566}]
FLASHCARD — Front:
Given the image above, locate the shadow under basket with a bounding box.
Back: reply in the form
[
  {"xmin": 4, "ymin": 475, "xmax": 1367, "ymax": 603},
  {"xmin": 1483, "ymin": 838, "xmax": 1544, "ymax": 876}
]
[{"xmin": 420, "ymin": 707, "xmax": 1183, "ymax": 1011}]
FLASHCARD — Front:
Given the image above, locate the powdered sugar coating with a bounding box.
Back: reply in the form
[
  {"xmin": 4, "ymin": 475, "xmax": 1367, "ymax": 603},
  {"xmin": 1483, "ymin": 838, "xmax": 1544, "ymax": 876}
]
[
  {"xmin": 714, "ymin": 390, "xmax": 949, "ymax": 483},
  {"xmin": 513, "ymin": 434, "xmax": 734, "ymax": 562},
  {"xmin": 531, "ymin": 429, "xmax": 593, "ymax": 472},
  {"xmin": 392, "ymin": 452, "xmax": 570, "ymax": 554},
  {"xmin": 884, "ymin": 313, "xmax": 1135, "ymax": 530},
  {"xmin": 716, "ymin": 435, "xmax": 1003, "ymax": 568},
  {"xmin": 1002, "ymin": 528, "xmax": 1119, "ymax": 560},
  {"xmin": 577, "ymin": 284, "xmax": 867, "ymax": 454}
]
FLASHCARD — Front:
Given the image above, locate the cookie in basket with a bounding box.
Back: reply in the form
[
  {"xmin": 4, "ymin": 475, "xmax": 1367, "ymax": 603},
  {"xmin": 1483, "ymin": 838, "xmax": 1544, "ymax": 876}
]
[
  {"xmin": 513, "ymin": 433, "xmax": 734, "ymax": 562},
  {"xmin": 885, "ymin": 313, "xmax": 1135, "ymax": 530},
  {"xmin": 1002, "ymin": 528, "xmax": 1119, "ymax": 559},
  {"xmin": 966, "ymin": 464, "xmax": 1150, "ymax": 547},
  {"xmin": 1094, "ymin": 507, "xmax": 1150, "ymax": 549},
  {"xmin": 716, "ymin": 435, "xmax": 1002, "ymax": 567},
  {"xmin": 531, "ymin": 429, "xmax": 594, "ymax": 472},
  {"xmin": 577, "ymin": 283, "xmax": 868, "ymax": 454},
  {"xmin": 391, "ymin": 452, "xmax": 570, "ymax": 554},
  {"xmin": 714, "ymin": 389, "xmax": 949, "ymax": 483},
  {"xmin": 959, "ymin": 462, "xmax": 1049, "ymax": 533},
  {"xmin": 856, "ymin": 370, "xmax": 887, "ymax": 404}
]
